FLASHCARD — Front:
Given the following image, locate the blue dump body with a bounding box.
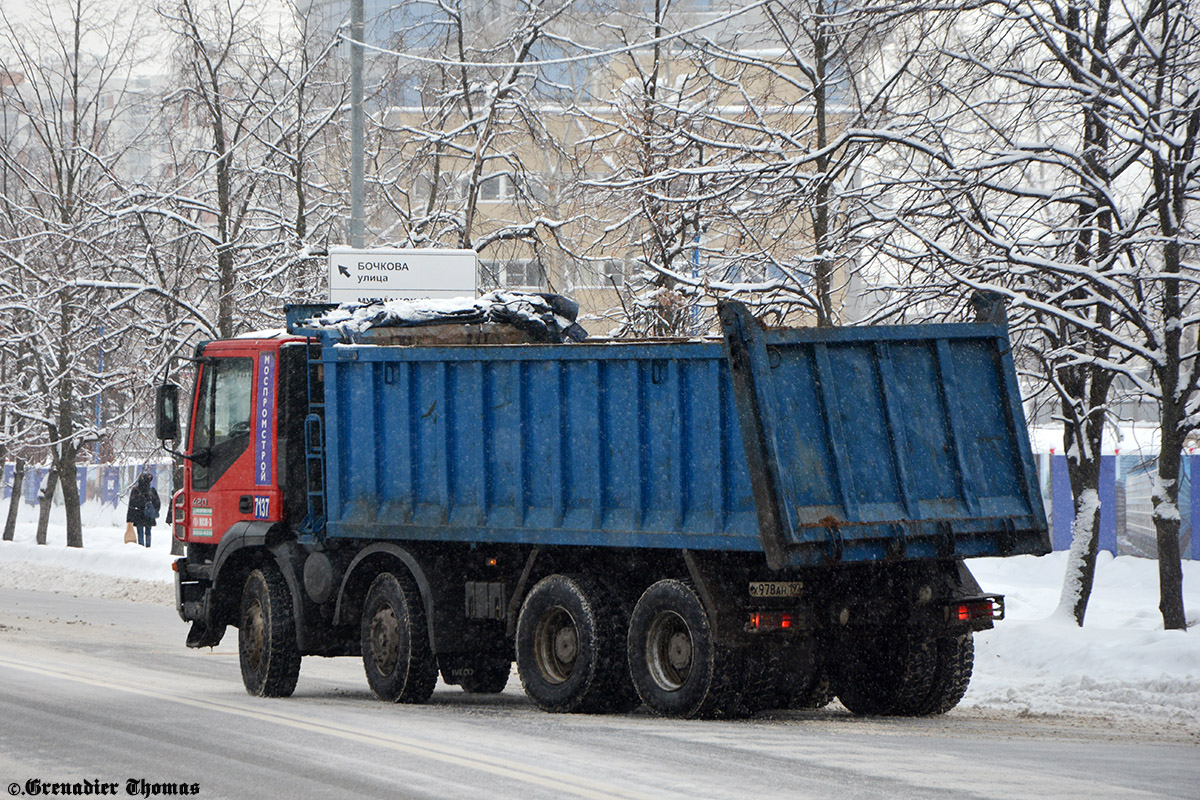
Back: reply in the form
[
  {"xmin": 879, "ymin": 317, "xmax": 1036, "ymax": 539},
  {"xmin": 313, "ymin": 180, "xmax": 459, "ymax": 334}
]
[{"xmin": 295, "ymin": 305, "xmax": 1049, "ymax": 569}]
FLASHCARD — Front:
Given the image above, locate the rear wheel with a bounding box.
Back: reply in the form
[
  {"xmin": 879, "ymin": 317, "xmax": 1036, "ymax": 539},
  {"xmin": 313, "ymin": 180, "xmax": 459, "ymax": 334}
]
[
  {"xmin": 238, "ymin": 566, "xmax": 301, "ymax": 698},
  {"xmin": 743, "ymin": 641, "xmax": 834, "ymax": 713},
  {"xmin": 515, "ymin": 574, "xmax": 636, "ymax": 713},
  {"xmin": 914, "ymin": 633, "xmax": 974, "ymax": 715},
  {"xmin": 627, "ymin": 579, "xmax": 744, "ymax": 719},
  {"xmin": 834, "ymin": 631, "xmax": 936, "ymax": 716},
  {"xmin": 361, "ymin": 572, "xmax": 438, "ymax": 703}
]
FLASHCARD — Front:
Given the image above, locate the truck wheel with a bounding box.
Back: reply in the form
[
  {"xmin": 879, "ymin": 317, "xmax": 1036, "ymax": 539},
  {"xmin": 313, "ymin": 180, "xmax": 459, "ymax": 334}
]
[
  {"xmin": 743, "ymin": 643, "xmax": 834, "ymax": 712},
  {"xmin": 238, "ymin": 566, "xmax": 301, "ymax": 698},
  {"xmin": 361, "ymin": 572, "xmax": 437, "ymax": 703},
  {"xmin": 834, "ymin": 632, "xmax": 936, "ymax": 716},
  {"xmin": 627, "ymin": 579, "xmax": 743, "ymax": 719},
  {"xmin": 515, "ymin": 574, "xmax": 636, "ymax": 713},
  {"xmin": 914, "ymin": 633, "xmax": 974, "ymax": 715}
]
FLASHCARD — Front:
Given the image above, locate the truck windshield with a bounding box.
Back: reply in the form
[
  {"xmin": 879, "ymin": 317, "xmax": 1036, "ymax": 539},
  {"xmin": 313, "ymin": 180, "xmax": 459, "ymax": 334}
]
[{"xmin": 191, "ymin": 357, "xmax": 253, "ymax": 491}]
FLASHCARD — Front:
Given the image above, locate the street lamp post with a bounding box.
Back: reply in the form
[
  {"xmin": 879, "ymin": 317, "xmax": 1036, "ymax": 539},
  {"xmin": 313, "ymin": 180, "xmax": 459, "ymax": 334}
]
[{"xmin": 349, "ymin": 0, "xmax": 365, "ymax": 248}]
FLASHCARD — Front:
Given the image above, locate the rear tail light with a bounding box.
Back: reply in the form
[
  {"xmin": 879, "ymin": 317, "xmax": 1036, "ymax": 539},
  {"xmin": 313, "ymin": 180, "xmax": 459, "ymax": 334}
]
[
  {"xmin": 747, "ymin": 611, "xmax": 794, "ymax": 631},
  {"xmin": 948, "ymin": 596, "xmax": 1004, "ymax": 622}
]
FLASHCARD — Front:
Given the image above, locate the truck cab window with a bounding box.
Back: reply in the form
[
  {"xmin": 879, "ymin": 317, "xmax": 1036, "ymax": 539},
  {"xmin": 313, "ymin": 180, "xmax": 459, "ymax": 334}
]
[{"xmin": 191, "ymin": 357, "xmax": 253, "ymax": 491}]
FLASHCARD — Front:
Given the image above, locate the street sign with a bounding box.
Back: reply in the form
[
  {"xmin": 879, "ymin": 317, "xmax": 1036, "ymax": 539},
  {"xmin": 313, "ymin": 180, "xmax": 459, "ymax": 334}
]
[{"xmin": 328, "ymin": 247, "xmax": 478, "ymax": 304}]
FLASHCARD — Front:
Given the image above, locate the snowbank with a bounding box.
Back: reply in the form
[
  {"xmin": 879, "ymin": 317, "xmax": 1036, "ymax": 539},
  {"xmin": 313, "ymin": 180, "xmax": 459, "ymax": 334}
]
[
  {"xmin": 964, "ymin": 551, "xmax": 1200, "ymax": 726},
  {"xmin": 0, "ymin": 508, "xmax": 176, "ymax": 603},
  {"xmin": 1, "ymin": 525, "xmax": 1197, "ymax": 728}
]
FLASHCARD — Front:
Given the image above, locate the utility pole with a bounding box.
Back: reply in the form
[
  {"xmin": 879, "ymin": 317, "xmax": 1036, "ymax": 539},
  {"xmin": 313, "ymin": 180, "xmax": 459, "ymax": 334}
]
[
  {"xmin": 349, "ymin": 0, "xmax": 365, "ymax": 247},
  {"xmin": 95, "ymin": 323, "xmax": 103, "ymax": 463}
]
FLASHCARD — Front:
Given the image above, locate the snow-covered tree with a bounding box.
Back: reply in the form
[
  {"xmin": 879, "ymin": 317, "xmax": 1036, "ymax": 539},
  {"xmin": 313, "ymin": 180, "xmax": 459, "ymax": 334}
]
[
  {"xmin": 156, "ymin": 0, "xmax": 342, "ymax": 337},
  {"xmin": 561, "ymin": 0, "xmax": 916, "ymax": 334},
  {"xmin": 848, "ymin": 0, "xmax": 1196, "ymax": 629},
  {"xmin": 365, "ymin": 0, "xmax": 578, "ymax": 285},
  {"xmin": 0, "ymin": 0, "xmax": 151, "ymax": 547}
]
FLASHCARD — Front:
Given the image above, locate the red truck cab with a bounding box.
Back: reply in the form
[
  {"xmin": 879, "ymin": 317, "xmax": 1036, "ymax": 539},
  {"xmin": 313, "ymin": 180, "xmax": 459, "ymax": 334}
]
[{"xmin": 171, "ymin": 336, "xmax": 308, "ymax": 548}]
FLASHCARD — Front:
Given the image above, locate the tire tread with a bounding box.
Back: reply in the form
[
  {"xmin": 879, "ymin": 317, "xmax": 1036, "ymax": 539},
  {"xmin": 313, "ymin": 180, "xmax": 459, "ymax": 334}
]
[
  {"xmin": 516, "ymin": 574, "xmax": 636, "ymax": 714},
  {"xmin": 361, "ymin": 572, "xmax": 437, "ymax": 704},
  {"xmin": 239, "ymin": 566, "xmax": 301, "ymax": 698},
  {"xmin": 915, "ymin": 633, "xmax": 974, "ymax": 715},
  {"xmin": 835, "ymin": 632, "xmax": 937, "ymax": 716}
]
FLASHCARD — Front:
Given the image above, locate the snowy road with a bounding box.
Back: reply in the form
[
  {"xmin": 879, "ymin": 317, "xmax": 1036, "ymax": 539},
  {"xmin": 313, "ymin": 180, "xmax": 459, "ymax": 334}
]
[{"xmin": 0, "ymin": 587, "xmax": 1194, "ymax": 800}]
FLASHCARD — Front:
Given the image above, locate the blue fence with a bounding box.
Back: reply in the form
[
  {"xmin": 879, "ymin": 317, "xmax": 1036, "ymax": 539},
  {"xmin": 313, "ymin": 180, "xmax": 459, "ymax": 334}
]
[
  {"xmin": 1, "ymin": 462, "xmax": 173, "ymax": 509},
  {"xmin": 1048, "ymin": 453, "xmax": 1196, "ymax": 559}
]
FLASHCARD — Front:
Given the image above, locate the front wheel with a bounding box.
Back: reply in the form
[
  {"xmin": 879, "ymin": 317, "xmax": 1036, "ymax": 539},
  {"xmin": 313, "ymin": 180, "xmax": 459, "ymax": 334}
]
[
  {"xmin": 361, "ymin": 572, "xmax": 438, "ymax": 703},
  {"xmin": 627, "ymin": 579, "xmax": 743, "ymax": 719},
  {"xmin": 238, "ymin": 566, "xmax": 301, "ymax": 697}
]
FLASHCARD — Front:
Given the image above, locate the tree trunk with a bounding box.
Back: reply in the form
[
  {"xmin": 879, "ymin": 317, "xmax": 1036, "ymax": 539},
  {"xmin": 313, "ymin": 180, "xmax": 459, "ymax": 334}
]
[
  {"xmin": 1153, "ymin": 425, "xmax": 1188, "ymax": 631},
  {"xmin": 1151, "ymin": 222, "xmax": 1188, "ymax": 631},
  {"xmin": 35, "ymin": 468, "xmax": 58, "ymax": 545},
  {"xmin": 1057, "ymin": 454, "xmax": 1103, "ymax": 625},
  {"xmin": 59, "ymin": 444, "xmax": 83, "ymax": 548},
  {"xmin": 1054, "ymin": 338, "xmax": 1115, "ymax": 626},
  {"xmin": 54, "ymin": 393, "xmax": 84, "ymax": 548},
  {"xmin": 2, "ymin": 458, "xmax": 23, "ymax": 541},
  {"xmin": 1154, "ymin": 507, "xmax": 1187, "ymax": 631},
  {"xmin": 811, "ymin": 0, "xmax": 835, "ymax": 328}
]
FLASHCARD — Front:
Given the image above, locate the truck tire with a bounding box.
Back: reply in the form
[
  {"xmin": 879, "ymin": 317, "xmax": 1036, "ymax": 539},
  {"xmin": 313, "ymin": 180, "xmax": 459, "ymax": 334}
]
[
  {"xmin": 361, "ymin": 572, "xmax": 438, "ymax": 703},
  {"xmin": 743, "ymin": 643, "xmax": 834, "ymax": 712},
  {"xmin": 834, "ymin": 632, "xmax": 936, "ymax": 716},
  {"xmin": 627, "ymin": 579, "xmax": 744, "ymax": 719},
  {"xmin": 914, "ymin": 633, "xmax": 974, "ymax": 715},
  {"xmin": 515, "ymin": 574, "xmax": 636, "ymax": 713},
  {"xmin": 238, "ymin": 566, "xmax": 301, "ymax": 698}
]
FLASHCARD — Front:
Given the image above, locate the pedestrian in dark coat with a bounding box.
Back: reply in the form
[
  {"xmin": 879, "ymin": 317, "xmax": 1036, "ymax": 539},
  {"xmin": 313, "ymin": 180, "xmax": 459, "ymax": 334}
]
[{"xmin": 127, "ymin": 472, "xmax": 161, "ymax": 548}]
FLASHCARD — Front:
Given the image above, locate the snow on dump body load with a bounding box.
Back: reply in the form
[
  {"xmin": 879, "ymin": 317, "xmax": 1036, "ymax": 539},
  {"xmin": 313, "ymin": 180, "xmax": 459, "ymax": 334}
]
[{"xmin": 289, "ymin": 299, "xmax": 1049, "ymax": 568}]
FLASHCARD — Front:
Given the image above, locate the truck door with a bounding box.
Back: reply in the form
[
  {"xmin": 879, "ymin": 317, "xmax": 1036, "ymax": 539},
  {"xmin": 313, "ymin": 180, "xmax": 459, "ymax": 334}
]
[{"xmin": 188, "ymin": 355, "xmax": 255, "ymax": 543}]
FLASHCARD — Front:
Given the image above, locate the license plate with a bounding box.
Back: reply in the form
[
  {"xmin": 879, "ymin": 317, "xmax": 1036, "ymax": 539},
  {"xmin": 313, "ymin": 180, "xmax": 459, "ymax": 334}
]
[{"xmin": 749, "ymin": 581, "xmax": 803, "ymax": 598}]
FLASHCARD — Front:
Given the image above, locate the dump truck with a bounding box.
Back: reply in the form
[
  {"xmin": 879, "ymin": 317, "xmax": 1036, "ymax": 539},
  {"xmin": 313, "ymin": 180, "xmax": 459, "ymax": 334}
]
[{"xmin": 159, "ymin": 294, "xmax": 1049, "ymax": 718}]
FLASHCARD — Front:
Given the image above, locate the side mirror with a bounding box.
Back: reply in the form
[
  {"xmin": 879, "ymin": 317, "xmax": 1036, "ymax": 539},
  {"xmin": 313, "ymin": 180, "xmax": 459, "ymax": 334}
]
[{"xmin": 156, "ymin": 383, "xmax": 180, "ymax": 442}]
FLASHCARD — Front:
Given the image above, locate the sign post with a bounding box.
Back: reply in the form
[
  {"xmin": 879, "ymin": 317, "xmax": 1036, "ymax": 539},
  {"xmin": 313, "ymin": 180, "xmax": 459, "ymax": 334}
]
[{"xmin": 328, "ymin": 247, "xmax": 478, "ymax": 304}]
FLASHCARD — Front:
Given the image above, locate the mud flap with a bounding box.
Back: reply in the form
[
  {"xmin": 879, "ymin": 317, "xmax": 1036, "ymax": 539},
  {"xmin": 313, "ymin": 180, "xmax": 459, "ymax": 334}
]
[{"xmin": 186, "ymin": 620, "xmax": 227, "ymax": 648}]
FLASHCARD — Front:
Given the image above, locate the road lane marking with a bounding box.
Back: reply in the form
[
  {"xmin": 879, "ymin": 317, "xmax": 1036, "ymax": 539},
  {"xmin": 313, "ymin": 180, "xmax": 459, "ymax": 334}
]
[{"xmin": 0, "ymin": 655, "xmax": 662, "ymax": 800}]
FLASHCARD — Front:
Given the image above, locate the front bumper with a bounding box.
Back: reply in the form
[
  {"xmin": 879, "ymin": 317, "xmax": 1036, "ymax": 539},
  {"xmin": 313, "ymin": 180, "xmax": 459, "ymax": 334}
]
[{"xmin": 174, "ymin": 558, "xmax": 209, "ymax": 622}]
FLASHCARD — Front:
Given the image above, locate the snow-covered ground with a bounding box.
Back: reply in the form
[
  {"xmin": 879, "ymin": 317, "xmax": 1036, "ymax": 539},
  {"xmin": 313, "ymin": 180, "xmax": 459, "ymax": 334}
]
[{"xmin": 1, "ymin": 504, "xmax": 1197, "ymax": 730}]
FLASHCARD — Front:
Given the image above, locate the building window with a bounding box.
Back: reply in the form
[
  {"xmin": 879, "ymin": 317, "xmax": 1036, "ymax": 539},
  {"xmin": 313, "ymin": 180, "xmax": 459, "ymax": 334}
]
[
  {"xmin": 477, "ymin": 173, "xmax": 514, "ymax": 202},
  {"xmin": 507, "ymin": 259, "xmax": 542, "ymax": 289},
  {"xmin": 568, "ymin": 258, "xmax": 626, "ymax": 290},
  {"xmin": 127, "ymin": 150, "xmax": 153, "ymax": 180},
  {"xmin": 482, "ymin": 259, "xmax": 543, "ymax": 290},
  {"xmin": 413, "ymin": 172, "xmax": 456, "ymax": 201}
]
